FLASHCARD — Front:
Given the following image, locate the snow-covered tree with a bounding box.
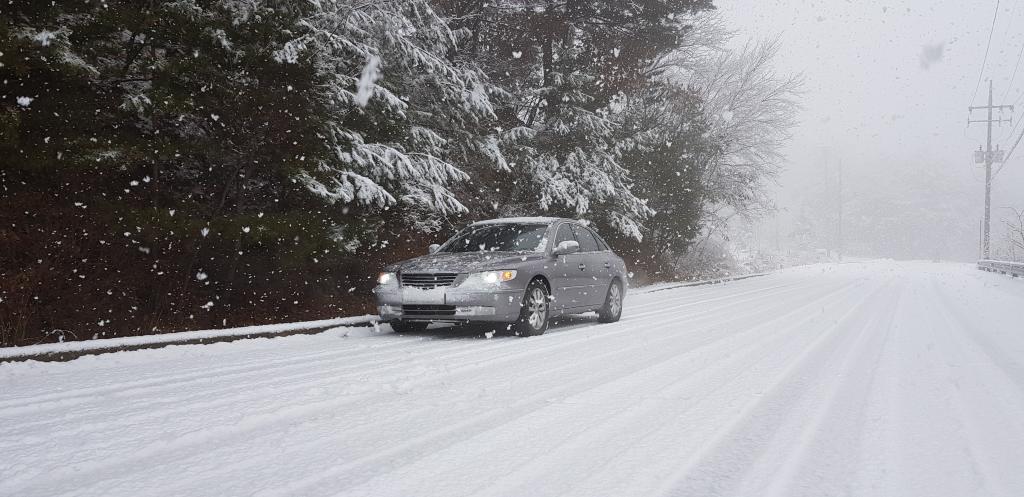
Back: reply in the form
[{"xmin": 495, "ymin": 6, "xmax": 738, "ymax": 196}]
[
  {"xmin": 436, "ymin": 0, "xmax": 714, "ymax": 238},
  {"xmin": 0, "ymin": 0, "xmax": 512, "ymax": 344},
  {"xmin": 276, "ymin": 0, "xmax": 507, "ymax": 222},
  {"xmin": 660, "ymin": 15, "xmax": 801, "ymax": 233},
  {"xmin": 0, "ymin": 0, "xmax": 803, "ymax": 344},
  {"xmin": 607, "ymin": 82, "xmax": 719, "ymax": 278}
]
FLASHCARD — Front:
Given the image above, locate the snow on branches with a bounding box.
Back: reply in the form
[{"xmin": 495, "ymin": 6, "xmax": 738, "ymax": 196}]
[{"xmin": 276, "ymin": 0, "xmax": 505, "ymax": 218}]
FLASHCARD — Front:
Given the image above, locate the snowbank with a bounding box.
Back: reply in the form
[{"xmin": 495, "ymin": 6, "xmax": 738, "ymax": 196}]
[{"xmin": 0, "ymin": 315, "xmax": 378, "ymax": 361}]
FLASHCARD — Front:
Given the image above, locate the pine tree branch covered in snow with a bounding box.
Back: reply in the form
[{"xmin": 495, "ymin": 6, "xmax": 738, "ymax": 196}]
[
  {"xmin": 0, "ymin": 0, "xmax": 797, "ymax": 345},
  {"xmin": 436, "ymin": 0, "xmax": 715, "ymax": 240},
  {"xmin": 276, "ymin": 0, "xmax": 506, "ymax": 220}
]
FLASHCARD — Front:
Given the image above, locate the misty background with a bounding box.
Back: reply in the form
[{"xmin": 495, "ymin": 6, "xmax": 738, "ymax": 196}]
[{"xmin": 719, "ymin": 0, "xmax": 1024, "ymax": 261}]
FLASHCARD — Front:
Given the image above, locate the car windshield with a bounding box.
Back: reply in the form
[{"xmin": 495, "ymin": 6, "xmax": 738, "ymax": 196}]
[{"xmin": 440, "ymin": 224, "xmax": 548, "ymax": 253}]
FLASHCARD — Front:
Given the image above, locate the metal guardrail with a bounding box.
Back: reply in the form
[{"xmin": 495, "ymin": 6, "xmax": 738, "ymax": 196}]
[{"xmin": 978, "ymin": 259, "xmax": 1024, "ymax": 277}]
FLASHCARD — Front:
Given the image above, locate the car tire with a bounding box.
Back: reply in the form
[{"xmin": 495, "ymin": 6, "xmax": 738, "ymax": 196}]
[
  {"xmin": 514, "ymin": 279, "xmax": 550, "ymax": 336},
  {"xmin": 390, "ymin": 320, "xmax": 429, "ymax": 333},
  {"xmin": 597, "ymin": 280, "xmax": 623, "ymax": 323}
]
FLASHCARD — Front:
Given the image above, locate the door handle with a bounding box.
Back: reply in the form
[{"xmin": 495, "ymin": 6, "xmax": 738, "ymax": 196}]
[
  {"xmin": 604, "ymin": 262, "xmax": 611, "ymax": 268},
  {"xmin": 578, "ymin": 263, "xmax": 586, "ymax": 270}
]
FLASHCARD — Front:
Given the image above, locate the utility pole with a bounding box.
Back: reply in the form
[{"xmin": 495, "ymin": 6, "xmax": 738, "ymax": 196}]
[
  {"xmin": 979, "ymin": 218, "xmax": 985, "ymax": 259},
  {"xmin": 837, "ymin": 159, "xmax": 843, "ymax": 262},
  {"xmin": 968, "ymin": 80, "xmax": 1013, "ymax": 259}
]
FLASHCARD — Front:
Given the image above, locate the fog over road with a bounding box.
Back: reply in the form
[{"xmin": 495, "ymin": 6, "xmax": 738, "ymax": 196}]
[{"xmin": 2, "ymin": 261, "xmax": 1023, "ymax": 497}]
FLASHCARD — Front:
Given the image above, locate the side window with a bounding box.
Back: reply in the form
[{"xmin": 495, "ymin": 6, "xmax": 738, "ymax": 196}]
[
  {"xmin": 571, "ymin": 225, "xmax": 600, "ymax": 252},
  {"xmin": 589, "ymin": 228, "xmax": 610, "ymax": 251},
  {"xmin": 554, "ymin": 224, "xmax": 576, "ymax": 246}
]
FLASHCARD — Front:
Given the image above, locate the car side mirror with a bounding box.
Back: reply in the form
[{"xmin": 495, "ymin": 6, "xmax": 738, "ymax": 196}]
[
  {"xmin": 428, "ymin": 243, "xmax": 441, "ymax": 254},
  {"xmin": 552, "ymin": 240, "xmax": 580, "ymax": 256}
]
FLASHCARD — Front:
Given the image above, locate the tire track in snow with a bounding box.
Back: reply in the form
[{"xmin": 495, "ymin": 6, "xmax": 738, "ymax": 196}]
[
  {"xmin": 747, "ymin": 280, "xmax": 903, "ymax": 497},
  {"xmin": 919, "ymin": 278, "xmax": 1024, "ymax": 496},
  {"xmin": 355, "ymin": 277, "xmax": 876, "ymax": 497},
  {"xmin": 0, "ymin": 333, "xmax": 432, "ymax": 410},
  {"xmin": 1, "ymin": 281, "xmax": 821, "ymax": 458},
  {"xmin": 930, "ymin": 278, "xmax": 1024, "ymax": 395},
  {"xmin": 0, "ymin": 277, "xmax": 828, "ymax": 453},
  {"xmin": 644, "ymin": 274, "xmax": 899, "ymax": 497},
  {"xmin": 550, "ymin": 273, "xmax": 895, "ymax": 497},
  {"xmin": 241, "ymin": 280, "xmax": 865, "ymax": 497},
  {"xmin": 0, "ymin": 277, "xmax": 797, "ymax": 419},
  {"xmin": 2, "ymin": 276, "xmax": 843, "ymax": 496},
  {"xmin": 156, "ymin": 280, "xmax": 851, "ymax": 496},
  {"xmin": 867, "ymin": 275, "xmax": 1001, "ymax": 497},
  {"xmin": 0, "ymin": 332, "xmax": 499, "ymax": 432},
  {"xmin": 61, "ymin": 278, "xmax": 847, "ymax": 495}
]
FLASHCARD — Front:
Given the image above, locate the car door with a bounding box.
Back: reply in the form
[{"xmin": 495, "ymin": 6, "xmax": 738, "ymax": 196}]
[
  {"xmin": 570, "ymin": 224, "xmax": 607, "ymax": 307},
  {"xmin": 549, "ymin": 222, "xmax": 587, "ymax": 310},
  {"xmin": 588, "ymin": 226, "xmax": 616, "ymax": 287}
]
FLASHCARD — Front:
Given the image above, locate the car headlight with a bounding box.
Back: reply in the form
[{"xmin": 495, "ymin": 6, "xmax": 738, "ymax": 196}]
[
  {"xmin": 467, "ymin": 270, "xmax": 517, "ymax": 285},
  {"xmin": 377, "ymin": 272, "xmax": 396, "ymax": 285}
]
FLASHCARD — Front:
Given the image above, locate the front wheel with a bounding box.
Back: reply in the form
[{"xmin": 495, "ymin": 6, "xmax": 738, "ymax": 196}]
[
  {"xmin": 597, "ymin": 280, "xmax": 623, "ymax": 323},
  {"xmin": 514, "ymin": 279, "xmax": 550, "ymax": 336},
  {"xmin": 390, "ymin": 320, "xmax": 429, "ymax": 333}
]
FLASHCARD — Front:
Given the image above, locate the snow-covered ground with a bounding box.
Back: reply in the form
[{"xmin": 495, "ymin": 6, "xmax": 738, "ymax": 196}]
[{"xmin": 2, "ymin": 261, "xmax": 1023, "ymax": 497}]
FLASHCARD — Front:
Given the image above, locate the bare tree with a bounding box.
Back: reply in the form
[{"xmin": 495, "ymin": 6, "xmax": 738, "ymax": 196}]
[
  {"xmin": 1000, "ymin": 208, "xmax": 1024, "ymax": 262},
  {"xmin": 693, "ymin": 38, "xmax": 801, "ymax": 220},
  {"xmin": 657, "ymin": 12, "xmax": 802, "ymax": 261}
]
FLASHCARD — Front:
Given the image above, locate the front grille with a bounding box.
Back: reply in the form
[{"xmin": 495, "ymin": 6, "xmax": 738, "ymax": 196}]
[
  {"xmin": 402, "ymin": 305, "xmax": 457, "ymax": 317},
  {"xmin": 400, "ymin": 272, "xmax": 458, "ymax": 289}
]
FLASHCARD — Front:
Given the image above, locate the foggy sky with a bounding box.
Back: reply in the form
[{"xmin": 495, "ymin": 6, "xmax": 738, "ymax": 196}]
[{"xmin": 718, "ymin": 0, "xmax": 1024, "ymax": 260}]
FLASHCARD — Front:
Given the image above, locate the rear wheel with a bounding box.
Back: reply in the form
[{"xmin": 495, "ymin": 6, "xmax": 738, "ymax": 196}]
[
  {"xmin": 514, "ymin": 279, "xmax": 550, "ymax": 336},
  {"xmin": 389, "ymin": 320, "xmax": 429, "ymax": 333},
  {"xmin": 598, "ymin": 280, "xmax": 623, "ymax": 323}
]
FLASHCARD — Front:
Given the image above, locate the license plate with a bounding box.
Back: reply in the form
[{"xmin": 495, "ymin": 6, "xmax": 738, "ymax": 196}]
[{"xmin": 402, "ymin": 287, "xmax": 446, "ymax": 304}]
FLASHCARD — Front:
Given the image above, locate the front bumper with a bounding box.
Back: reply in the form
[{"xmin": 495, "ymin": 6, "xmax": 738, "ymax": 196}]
[{"xmin": 373, "ymin": 285, "xmax": 525, "ymax": 323}]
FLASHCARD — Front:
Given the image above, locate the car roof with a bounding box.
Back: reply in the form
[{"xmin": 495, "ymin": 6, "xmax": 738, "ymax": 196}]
[{"xmin": 469, "ymin": 217, "xmax": 565, "ymax": 226}]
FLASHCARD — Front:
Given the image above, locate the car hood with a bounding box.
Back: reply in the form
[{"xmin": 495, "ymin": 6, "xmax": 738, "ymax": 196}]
[{"xmin": 387, "ymin": 251, "xmax": 546, "ymax": 273}]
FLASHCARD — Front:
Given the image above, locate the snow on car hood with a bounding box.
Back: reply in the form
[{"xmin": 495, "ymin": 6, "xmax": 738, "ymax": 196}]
[{"xmin": 388, "ymin": 251, "xmax": 545, "ymax": 273}]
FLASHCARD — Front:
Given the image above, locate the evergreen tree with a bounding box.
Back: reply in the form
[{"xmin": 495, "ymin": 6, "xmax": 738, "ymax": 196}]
[
  {"xmin": 0, "ymin": 0, "xmax": 507, "ymax": 344},
  {"xmin": 436, "ymin": 0, "xmax": 714, "ymax": 238},
  {"xmin": 0, "ymin": 0, "xmax": 802, "ymax": 345},
  {"xmin": 608, "ymin": 82, "xmax": 719, "ymax": 278}
]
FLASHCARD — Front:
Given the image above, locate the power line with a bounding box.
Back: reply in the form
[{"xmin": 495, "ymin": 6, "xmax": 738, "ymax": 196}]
[
  {"xmin": 1002, "ymin": 112, "xmax": 1023, "ymax": 142},
  {"xmin": 1001, "ymin": 37, "xmax": 1024, "ymax": 103},
  {"xmin": 971, "ymin": 0, "xmax": 1002, "ymax": 106},
  {"xmin": 997, "ymin": 117, "xmax": 1024, "ymax": 176},
  {"xmin": 999, "ymin": 0, "xmax": 1023, "ymax": 102}
]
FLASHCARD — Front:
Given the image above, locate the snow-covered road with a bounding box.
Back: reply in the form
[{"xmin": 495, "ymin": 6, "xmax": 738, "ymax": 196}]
[{"xmin": 2, "ymin": 261, "xmax": 1023, "ymax": 497}]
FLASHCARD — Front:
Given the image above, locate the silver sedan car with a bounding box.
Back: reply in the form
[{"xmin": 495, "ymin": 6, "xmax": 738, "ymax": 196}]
[{"xmin": 373, "ymin": 217, "xmax": 628, "ymax": 336}]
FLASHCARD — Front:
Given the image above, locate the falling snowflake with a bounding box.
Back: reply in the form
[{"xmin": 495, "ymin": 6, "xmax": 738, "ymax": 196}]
[
  {"xmin": 33, "ymin": 30, "xmax": 57, "ymax": 47},
  {"xmin": 16, "ymin": 96, "xmax": 33, "ymax": 107}
]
